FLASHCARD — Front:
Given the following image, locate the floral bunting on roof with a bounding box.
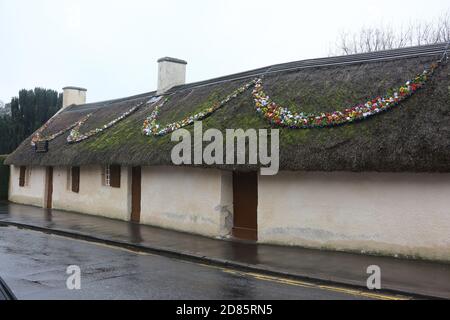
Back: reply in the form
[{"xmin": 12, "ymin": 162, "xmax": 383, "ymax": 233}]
[
  {"xmin": 251, "ymin": 63, "xmax": 438, "ymax": 128},
  {"xmin": 142, "ymin": 80, "xmax": 256, "ymax": 136},
  {"xmin": 31, "ymin": 60, "xmax": 442, "ymax": 144},
  {"xmin": 142, "ymin": 62, "xmax": 438, "ymax": 137},
  {"xmin": 67, "ymin": 103, "xmax": 143, "ymax": 144},
  {"xmin": 31, "ymin": 113, "xmax": 92, "ymax": 147}
]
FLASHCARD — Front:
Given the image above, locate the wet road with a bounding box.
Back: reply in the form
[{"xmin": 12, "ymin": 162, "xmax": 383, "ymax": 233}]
[{"xmin": 0, "ymin": 226, "xmax": 394, "ymax": 300}]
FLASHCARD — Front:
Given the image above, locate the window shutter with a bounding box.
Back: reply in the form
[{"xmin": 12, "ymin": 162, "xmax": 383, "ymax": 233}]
[
  {"xmin": 71, "ymin": 166, "xmax": 80, "ymax": 193},
  {"xmin": 110, "ymin": 165, "xmax": 121, "ymax": 188},
  {"xmin": 19, "ymin": 166, "xmax": 26, "ymax": 187}
]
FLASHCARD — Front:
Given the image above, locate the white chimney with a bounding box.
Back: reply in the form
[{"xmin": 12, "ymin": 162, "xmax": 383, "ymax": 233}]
[
  {"xmin": 62, "ymin": 86, "xmax": 87, "ymax": 109},
  {"xmin": 157, "ymin": 57, "xmax": 187, "ymax": 94}
]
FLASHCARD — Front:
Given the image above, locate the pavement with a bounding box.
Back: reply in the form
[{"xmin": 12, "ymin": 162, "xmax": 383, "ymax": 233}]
[{"xmin": 0, "ymin": 202, "xmax": 449, "ymax": 299}]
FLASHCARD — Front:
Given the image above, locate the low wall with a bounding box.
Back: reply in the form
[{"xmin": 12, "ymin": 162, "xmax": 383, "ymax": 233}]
[
  {"xmin": 0, "ymin": 155, "xmax": 9, "ymax": 200},
  {"xmin": 258, "ymin": 171, "xmax": 450, "ymax": 262},
  {"xmin": 140, "ymin": 166, "xmax": 233, "ymax": 238}
]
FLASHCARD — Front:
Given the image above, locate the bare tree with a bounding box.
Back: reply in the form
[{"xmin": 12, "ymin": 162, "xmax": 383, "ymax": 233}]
[{"xmin": 333, "ymin": 12, "xmax": 450, "ymax": 55}]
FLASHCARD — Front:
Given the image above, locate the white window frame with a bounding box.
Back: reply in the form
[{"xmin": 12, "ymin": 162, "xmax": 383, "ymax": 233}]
[
  {"xmin": 19, "ymin": 166, "xmax": 31, "ymax": 188},
  {"xmin": 104, "ymin": 165, "xmax": 111, "ymax": 187}
]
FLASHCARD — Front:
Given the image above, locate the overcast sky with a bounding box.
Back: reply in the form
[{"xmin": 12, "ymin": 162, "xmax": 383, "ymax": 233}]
[{"xmin": 1, "ymin": 0, "xmax": 449, "ymax": 103}]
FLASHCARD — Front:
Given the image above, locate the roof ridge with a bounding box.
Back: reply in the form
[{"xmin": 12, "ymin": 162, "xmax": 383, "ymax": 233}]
[
  {"xmin": 167, "ymin": 42, "xmax": 447, "ymax": 93},
  {"xmin": 68, "ymin": 42, "xmax": 447, "ymax": 110},
  {"xmin": 66, "ymin": 90, "xmax": 157, "ymax": 111}
]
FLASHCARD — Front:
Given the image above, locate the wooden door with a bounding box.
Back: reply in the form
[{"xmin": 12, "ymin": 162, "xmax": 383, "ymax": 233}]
[
  {"xmin": 232, "ymin": 171, "xmax": 258, "ymax": 241},
  {"xmin": 131, "ymin": 166, "xmax": 141, "ymax": 223},
  {"xmin": 46, "ymin": 167, "xmax": 53, "ymax": 209}
]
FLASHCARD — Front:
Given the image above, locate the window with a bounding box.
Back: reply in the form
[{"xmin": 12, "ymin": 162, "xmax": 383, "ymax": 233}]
[
  {"xmin": 104, "ymin": 165, "xmax": 111, "ymax": 186},
  {"xmin": 103, "ymin": 165, "xmax": 120, "ymax": 188},
  {"xmin": 18, "ymin": 166, "xmax": 32, "ymax": 187},
  {"xmin": 71, "ymin": 166, "xmax": 80, "ymax": 193},
  {"xmin": 19, "ymin": 166, "xmax": 26, "ymax": 187}
]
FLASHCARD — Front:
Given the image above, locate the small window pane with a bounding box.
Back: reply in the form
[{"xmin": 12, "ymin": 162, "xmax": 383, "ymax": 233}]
[{"xmin": 104, "ymin": 165, "xmax": 111, "ymax": 187}]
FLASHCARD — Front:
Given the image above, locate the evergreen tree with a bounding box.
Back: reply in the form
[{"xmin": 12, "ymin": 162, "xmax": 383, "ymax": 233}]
[{"xmin": 0, "ymin": 88, "xmax": 62, "ymax": 154}]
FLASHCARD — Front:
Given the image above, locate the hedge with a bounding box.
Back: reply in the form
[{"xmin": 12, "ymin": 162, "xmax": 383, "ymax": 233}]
[{"xmin": 0, "ymin": 155, "xmax": 9, "ymax": 200}]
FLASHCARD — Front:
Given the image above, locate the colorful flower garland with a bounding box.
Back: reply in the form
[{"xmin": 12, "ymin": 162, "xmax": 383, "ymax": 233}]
[
  {"xmin": 142, "ymin": 63, "xmax": 438, "ymax": 137},
  {"xmin": 142, "ymin": 80, "xmax": 256, "ymax": 136},
  {"xmin": 252, "ymin": 63, "xmax": 438, "ymax": 128},
  {"xmin": 31, "ymin": 113, "xmax": 92, "ymax": 147},
  {"xmin": 67, "ymin": 103, "xmax": 143, "ymax": 143},
  {"xmin": 142, "ymin": 98, "xmax": 169, "ymax": 136},
  {"xmin": 32, "ymin": 61, "xmax": 442, "ymax": 145}
]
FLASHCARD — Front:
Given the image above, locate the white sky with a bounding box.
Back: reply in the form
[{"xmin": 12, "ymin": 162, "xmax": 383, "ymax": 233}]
[{"xmin": 1, "ymin": 0, "xmax": 449, "ymax": 103}]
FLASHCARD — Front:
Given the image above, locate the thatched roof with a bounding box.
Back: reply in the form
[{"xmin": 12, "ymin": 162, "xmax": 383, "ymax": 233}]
[{"xmin": 5, "ymin": 43, "xmax": 450, "ymax": 172}]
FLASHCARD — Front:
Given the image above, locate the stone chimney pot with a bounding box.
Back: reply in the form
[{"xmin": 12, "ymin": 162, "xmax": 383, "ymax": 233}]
[
  {"xmin": 157, "ymin": 57, "xmax": 187, "ymax": 94},
  {"xmin": 62, "ymin": 86, "xmax": 87, "ymax": 109}
]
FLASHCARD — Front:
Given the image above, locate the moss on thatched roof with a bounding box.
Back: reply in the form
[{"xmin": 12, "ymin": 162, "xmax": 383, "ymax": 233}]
[{"xmin": 5, "ymin": 44, "xmax": 450, "ymax": 172}]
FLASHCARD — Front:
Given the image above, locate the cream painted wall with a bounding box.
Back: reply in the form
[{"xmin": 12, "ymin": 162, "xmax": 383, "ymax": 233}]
[
  {"xmin": 140, "ymin": 166, "xmax": 233, "ymax": 237},
  {"xmin": 9, "ymin": 165, "xmax": 46, "ymax": 207},
  {"xmin": 52, "ymin": 166, "xmax": 131, "ymax": 221},
  {"xmin": 9, "ymin": 163, "xmax": 450, "ymax": 262},
  {"xmin": 258, "ymin": 171, "xmax": 450, "ymax": 261}
]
